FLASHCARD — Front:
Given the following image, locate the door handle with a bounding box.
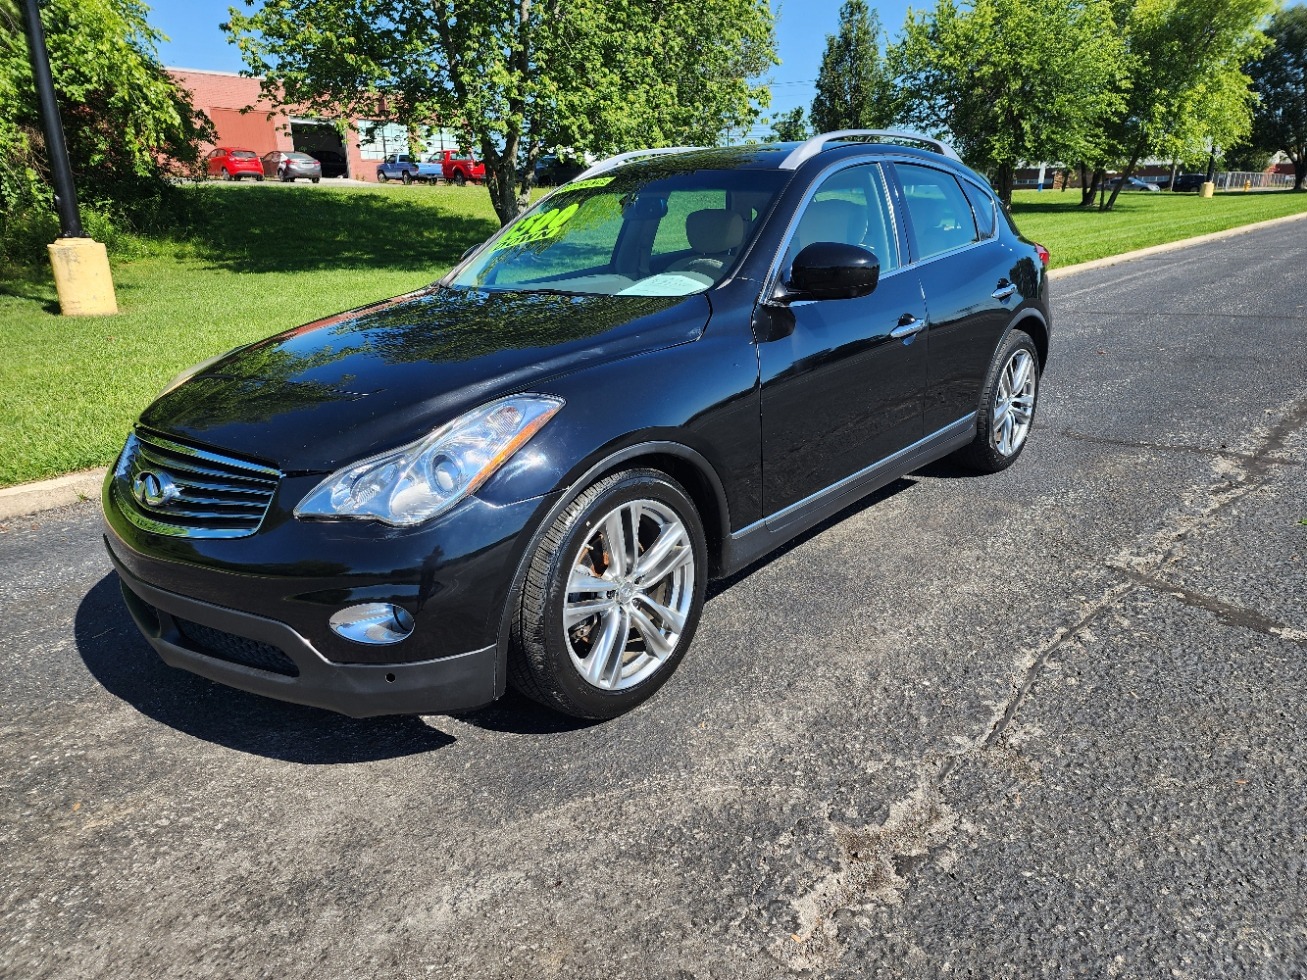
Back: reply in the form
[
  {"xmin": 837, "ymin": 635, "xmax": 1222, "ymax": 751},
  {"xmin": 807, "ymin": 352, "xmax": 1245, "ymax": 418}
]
[
  {"xmin": 992, "ymin": 281, "xmax": 1018, "ymax": 301},
  {"xmin": 890, "ymin": 314, "xmax": 925, "ymax": 339}
]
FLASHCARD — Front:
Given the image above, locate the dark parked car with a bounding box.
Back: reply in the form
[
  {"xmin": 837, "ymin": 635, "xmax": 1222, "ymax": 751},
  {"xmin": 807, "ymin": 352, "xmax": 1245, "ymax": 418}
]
[
  {"xmin": 205, "ymin": 147, "xmax": 262, "ymax": 181},
  {"xmin": 534, "ymin": 153, "xmax": 586, "ymax": 186},
  {"xmin": 104, "ymin": 131, "xmax": 1051, "ymax": 721},
  {"xmin": 308, "ymin": 149, "xmax": 348, "ymax": 178},
  {"xmin": 1171, "ymin": 173, "xmax": 1208, "ymax": 192},
  {"xmin": 261, "ymin": 150, "xmax": 322, "ymax": 183}
]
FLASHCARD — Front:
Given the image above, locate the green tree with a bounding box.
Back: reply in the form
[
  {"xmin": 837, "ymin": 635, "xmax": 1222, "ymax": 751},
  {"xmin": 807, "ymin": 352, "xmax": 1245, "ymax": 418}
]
[
  {"xmin": 0, "ymin": 0, "xmax": 210, "ymax": 224},
  {"xmin": 227, "ymin": 0, "xmax": 776, "ymax": 226},
  {"xmin": 1247, "ymin": 5, "xmax": 1307, "ymax": 191},
  {"xmin": 1096, "ymin": 0, "xmax": 1273, "ymax": 211},
  {"xmin": 810, "ymin": 0, "xmax": 897, "ymax": 133},
  {"xmin": 893, "ymin": 0, "xmax": 1128, "ymax": 205},
  {"xmin": 767, "ymin": 106, "xmax": 809, "ymax": 142}
]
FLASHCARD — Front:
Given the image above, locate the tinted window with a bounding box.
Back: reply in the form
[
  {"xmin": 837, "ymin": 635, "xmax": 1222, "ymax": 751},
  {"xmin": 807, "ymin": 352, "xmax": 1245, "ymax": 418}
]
[
  {"xmin": 961, "ymin": 180, "xmax": 997, "ymax": 239},
  {"xmin": 785, "ymin": 163, "xmax": 899, "ymax": 273},
  {"xmin": 231, "ymin": 150, "xmax": 257, "ymax": 160},
  {"xmin": 896, "ymin": 163, "xmax": 979, "ymax": 260},
  {"xmin": 452, "ymin": 169, "xmax": 786, "ymax": 296}
]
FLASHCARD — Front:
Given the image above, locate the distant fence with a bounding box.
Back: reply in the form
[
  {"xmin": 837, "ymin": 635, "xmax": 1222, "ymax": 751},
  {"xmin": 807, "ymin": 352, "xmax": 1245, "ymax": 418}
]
[{"xmin": 1215, "ymin": 170, "xmax": 1295, "ymax": 190}]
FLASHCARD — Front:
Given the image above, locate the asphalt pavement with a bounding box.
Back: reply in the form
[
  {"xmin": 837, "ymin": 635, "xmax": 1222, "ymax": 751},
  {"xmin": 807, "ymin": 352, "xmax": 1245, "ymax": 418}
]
[{"xmin": 2, "ymin": 221, "xmax": 1305, "ymax": 979}]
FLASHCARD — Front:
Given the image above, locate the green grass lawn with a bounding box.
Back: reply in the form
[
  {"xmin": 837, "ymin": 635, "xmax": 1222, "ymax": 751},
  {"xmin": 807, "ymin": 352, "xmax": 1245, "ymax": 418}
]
[
  {"xmin": 1009, "ymin": 187, "xmax": 1307, "ymax": 267},
  {"xmin": 1, "ymin": 181, "xmax": 1305, "ymax": 488}
]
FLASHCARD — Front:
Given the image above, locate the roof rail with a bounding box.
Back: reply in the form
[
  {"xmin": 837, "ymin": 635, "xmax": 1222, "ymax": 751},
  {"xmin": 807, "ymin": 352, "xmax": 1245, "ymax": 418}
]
[
  {"xmin": 573, "ymin": 146, "xmax": 705, "ymax": 181},
  {"xmin": 779, "ymin": 130, "xmax": 962, "ymax": 170}
]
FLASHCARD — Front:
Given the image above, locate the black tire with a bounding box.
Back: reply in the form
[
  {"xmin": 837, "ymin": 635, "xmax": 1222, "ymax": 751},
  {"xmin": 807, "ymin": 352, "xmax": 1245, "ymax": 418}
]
[
  {"xmin": 954, "ymin": 328, "xmax": 1041, "ymax": 472},
  {"xmin": 255, "ymin": 174, "xmax": 264, "ymax": 182},
  {"xmin": 312, "ymin": 177, "xmax": 320, "ymax": 184},
  {"xmin": 401, "ymin": 170, "xmax": 413, "ymax": 185},
  {"xmin": 378, "ymin": 171, "xmax": 389, "ymax": 182},
  {"xmin": 509, "ymin": 468, "xmax": 707, "ymax": 720},
  {"xmin": 222, "ymin": 170, "xmax": 233, "ymax": 181},
  {"xmin": 454, "ymin": 172, "xmax": 466, "ymax": 186}
]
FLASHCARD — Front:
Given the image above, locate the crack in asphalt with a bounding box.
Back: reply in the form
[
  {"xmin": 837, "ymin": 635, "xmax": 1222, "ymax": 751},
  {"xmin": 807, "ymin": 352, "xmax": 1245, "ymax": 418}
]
[
  {"xmin": 776, "ymin": 391, "xmax": 1307, "ymax": 972},
  {"xmin": 1057, "ymin": 429, "xmax": 1305, "ymax": 468}
]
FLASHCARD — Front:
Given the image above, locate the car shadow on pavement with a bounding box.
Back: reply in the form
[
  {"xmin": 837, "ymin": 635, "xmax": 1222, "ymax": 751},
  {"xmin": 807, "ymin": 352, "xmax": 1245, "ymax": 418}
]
[{"xmin": 75, "ymin": 574, "xmax": 457, "ymax": 763}]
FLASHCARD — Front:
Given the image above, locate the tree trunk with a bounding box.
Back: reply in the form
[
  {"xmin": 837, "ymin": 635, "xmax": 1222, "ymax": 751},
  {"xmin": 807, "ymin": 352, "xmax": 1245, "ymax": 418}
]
[
  {"xmin": 481, "ymin": 132, "xmax": 533, "ymax": 227},
  {"xmin": 1295, "ymin": 154, "xmax": 1305, "ymax": 192},
  {"xmin": 1079, "ymin": 166, "xmax": 1100, "ymax": 207},
  {"xmin": 1101, "ymin": 145, "xmax": 1144, "ymax": 212},
  {"xmin": 994, "ymin": 163, "xmax": 1015, "ymax": 207}
]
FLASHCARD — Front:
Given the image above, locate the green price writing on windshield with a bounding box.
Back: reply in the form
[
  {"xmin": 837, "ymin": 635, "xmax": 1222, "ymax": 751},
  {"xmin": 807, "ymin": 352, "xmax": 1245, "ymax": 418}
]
[{"xmin": 493, "ymin": 203, "xmax": 581, "ymax": 251}]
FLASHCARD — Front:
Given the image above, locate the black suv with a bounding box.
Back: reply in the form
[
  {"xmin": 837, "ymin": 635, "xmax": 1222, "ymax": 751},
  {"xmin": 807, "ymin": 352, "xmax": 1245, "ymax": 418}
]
[{"xmin": 104, "ymin": 131, "xmax": 1051, "ymax": 720}]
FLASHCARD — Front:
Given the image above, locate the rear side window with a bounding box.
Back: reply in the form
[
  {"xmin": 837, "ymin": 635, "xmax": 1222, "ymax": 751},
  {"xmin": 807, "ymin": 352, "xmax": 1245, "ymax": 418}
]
[
  {"xmin": 896, "ymin": 163, "xmax": 980, "ymax": 260},
  {"xmin": 961, "ymin": 180, "xmax": 997, "ymax": 239}
]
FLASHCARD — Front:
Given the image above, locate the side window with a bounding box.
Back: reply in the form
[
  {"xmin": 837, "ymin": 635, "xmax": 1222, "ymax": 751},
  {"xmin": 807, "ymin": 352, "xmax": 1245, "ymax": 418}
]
[
  {"xmin": 962, "ymin": 180, "xmax": 997, "ymax": 239},
  {"xmin": 785, "ymin": 163, "xmax": 900, "ymax": 274},
  {"xmin": 896, "ymin": 163, "xmax": 980, "ymax": 260}
]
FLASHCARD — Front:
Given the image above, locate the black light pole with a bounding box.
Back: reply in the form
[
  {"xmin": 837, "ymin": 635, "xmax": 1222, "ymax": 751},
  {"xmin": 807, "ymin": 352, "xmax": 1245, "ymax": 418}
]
[{"xmin": 20, "ymin": 0, "xmax": 85, "ymax": 238}]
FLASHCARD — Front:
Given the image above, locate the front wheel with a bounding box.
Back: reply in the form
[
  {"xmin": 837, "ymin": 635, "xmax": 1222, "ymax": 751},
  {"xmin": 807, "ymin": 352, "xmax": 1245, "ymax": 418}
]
[
  {"xmin": 509, "ymin": 469, "xmax": 707, "ymax": 720},
  {"xmin": 954, "ymin": 329, "xmax": 1040, "ymax": 472}
]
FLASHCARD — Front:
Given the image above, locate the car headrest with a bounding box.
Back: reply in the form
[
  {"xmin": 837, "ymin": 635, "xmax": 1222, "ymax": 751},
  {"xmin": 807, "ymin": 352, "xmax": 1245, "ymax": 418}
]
[{"xmin": 685, "ymin": 209, "xmax": 746, "ymax": 255}]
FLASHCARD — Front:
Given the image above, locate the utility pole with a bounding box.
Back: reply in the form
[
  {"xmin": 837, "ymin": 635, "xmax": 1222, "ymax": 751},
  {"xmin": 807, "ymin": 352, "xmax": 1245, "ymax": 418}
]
[{"xmin": 20, "ymin": 0, "xmax": 118, "ymax": 315}]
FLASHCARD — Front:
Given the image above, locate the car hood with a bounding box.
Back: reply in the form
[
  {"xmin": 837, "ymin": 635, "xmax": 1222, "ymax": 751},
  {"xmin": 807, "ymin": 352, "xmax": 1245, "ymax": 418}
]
[{"xmin": 140, "ymin": 286, "xmax": 709, "ymax": 472}]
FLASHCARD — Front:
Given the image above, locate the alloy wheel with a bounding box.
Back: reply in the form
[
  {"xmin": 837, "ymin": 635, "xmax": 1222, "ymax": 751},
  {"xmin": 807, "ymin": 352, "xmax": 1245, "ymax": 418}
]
[{"xmin": 562, "ymin": 499, "xmax": 695, "ymax": 691}]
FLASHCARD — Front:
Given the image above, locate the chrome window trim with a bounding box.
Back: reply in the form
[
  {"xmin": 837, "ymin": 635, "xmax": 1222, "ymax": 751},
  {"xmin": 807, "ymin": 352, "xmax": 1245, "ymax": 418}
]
[{"xmin": 761, "ymin": 156, "xmax": 905, "ymax": 298}]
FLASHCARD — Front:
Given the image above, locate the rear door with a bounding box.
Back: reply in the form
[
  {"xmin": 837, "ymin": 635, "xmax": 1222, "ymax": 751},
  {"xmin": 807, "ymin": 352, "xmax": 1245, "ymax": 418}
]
[
  {"xmin": 758, "ymin": 160, "xmax": 929, "ymax": 515},
  {"xmin": 891, "ymin": 162, "xmax": 1016, "ymax": 432}
]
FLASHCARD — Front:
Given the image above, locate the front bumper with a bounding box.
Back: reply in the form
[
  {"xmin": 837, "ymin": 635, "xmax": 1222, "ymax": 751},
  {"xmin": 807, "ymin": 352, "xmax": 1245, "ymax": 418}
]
[
  {"xmin": 110, "ymin": 547, "xmax": 498, "ymax": 717},
  {"xmin": 103, "ymin": 461, "xmax": 560, "ymax": 716}
]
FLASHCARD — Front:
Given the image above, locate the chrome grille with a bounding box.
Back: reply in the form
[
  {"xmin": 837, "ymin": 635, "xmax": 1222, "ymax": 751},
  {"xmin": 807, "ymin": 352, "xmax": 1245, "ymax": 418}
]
[{"xmin": 114, "ymin": 430, "xmax": 281, "ymax": 538}]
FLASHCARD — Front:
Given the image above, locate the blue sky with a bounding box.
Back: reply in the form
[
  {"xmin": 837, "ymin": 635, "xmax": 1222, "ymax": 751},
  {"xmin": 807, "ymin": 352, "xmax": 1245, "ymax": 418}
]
[{"xmin": 146, "ymin": 0, "xmax": 917, "ymax": 140}]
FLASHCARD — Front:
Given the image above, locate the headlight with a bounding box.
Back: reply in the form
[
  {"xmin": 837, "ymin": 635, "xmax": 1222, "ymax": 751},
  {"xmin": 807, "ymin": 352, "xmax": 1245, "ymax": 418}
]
[{"xmin": 294, "ymin": 394, "xmax": 563, "ymax": 526}]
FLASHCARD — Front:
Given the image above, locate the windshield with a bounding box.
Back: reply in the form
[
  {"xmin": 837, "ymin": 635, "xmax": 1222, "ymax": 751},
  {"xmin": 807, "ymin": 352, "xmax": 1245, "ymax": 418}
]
[{"xmin": 451, "ymin": 168, "xmax": 787, "ymax": 297}]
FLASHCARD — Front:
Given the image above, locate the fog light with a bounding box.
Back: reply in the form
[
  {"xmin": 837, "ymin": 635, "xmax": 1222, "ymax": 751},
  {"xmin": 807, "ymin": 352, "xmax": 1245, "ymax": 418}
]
[{"xmin": 329, "ymin": 603, "xmax": 416, "ymax": 645}]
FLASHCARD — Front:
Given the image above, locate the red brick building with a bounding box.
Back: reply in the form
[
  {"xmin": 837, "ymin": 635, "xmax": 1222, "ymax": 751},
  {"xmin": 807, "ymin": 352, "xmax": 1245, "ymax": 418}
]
[{"xmin": 168, "ymin": 67, "xmax": 417, "ymax": 181}]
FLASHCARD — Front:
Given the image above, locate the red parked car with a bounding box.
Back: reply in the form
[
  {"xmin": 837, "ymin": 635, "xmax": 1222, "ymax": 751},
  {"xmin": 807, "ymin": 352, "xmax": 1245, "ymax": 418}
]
[
  {"xmin": 206, "ymin": 147, "xmax": 264, "ymax": 182},
  {"xmin": 433, "ymin": 150, "xmax": 486, "ymax": 185}
]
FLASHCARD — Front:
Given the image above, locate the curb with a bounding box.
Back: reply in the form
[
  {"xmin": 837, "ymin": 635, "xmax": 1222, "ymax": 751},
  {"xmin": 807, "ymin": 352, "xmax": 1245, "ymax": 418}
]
[
  {"xmin": 0, "ymin": 468, "xmax": 107, "ymax": 522},
  {"xmin": 4, "ymin": 209, "xmax": 1305, "ymax": 522},
  {"xmin": 1048, "ymin": 209, "xmax": 1307, "ymax": 279}
]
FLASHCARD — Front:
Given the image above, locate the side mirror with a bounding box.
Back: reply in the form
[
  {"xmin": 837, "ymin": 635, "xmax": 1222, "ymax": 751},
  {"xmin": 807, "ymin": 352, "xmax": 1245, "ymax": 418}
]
[{"xmin": 787, "ymin": 242, "xmax": 880, "ymax": 300}]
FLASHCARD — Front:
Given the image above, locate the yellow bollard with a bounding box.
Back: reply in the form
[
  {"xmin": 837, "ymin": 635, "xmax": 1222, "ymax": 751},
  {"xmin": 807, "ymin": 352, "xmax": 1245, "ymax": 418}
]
[
  {"xmin": 1200, "ymin": 181, "xmax": 1215, "ymax": 198},
  {"xmin": 47, "ymin": 237, "xmax": 118, "ymax": 316}
]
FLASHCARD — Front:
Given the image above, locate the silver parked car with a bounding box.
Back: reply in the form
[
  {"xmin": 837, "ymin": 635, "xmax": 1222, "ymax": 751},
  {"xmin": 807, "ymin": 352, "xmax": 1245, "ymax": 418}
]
[{"xmin": 261, "ymin": 151, "xmax": 323, "ymax": 183}]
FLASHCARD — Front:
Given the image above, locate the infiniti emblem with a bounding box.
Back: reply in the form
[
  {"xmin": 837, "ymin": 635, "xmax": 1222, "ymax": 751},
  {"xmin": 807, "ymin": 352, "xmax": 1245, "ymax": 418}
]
[{"xmin": 132, "ymin": 470, "xmax": 181, "ymax": 508}]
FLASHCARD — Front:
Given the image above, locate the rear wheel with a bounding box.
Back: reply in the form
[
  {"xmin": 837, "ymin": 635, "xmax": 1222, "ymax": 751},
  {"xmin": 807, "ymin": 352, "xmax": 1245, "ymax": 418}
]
[
  {"xmin": 378, "ymin": 171, "xmax": 389, "ymax": 183},
  {"xmin": 255, "ymin": 174, "xmax": 263, "ymax": 182},
  {"xmin": 401, "ymin": 170, "xmax": 413, "ymax": 185},
  {"xmin": 954, "ymin": 329, "xmax": 1040, "ymax": 472},
  {"xmin": 509, "ymin": 469, "xmax": 707, "ymax": 720},
  {"xmin": 222, "ymin": 169, "xmax": 233, "ymax": 181},
  {"xmin": 454, "ymin": 172, "xmax": 466, "ymax": 186},
  {"xmin": 311, "ymin": 177, "xmax": 320, "ymax": 184}
]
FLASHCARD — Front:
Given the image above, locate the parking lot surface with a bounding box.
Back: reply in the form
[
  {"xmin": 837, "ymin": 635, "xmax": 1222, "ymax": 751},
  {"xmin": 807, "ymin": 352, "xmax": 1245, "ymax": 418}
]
[{"xmin": 2, "ymin": 221, "xmax": 1304, "ymax": 979}]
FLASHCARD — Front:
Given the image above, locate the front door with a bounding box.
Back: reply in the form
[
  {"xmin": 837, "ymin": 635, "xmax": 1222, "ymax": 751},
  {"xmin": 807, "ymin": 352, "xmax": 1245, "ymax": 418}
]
[{"xmin": 759, "ymin": 161, "xmax": 928, "ymax": 515}]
